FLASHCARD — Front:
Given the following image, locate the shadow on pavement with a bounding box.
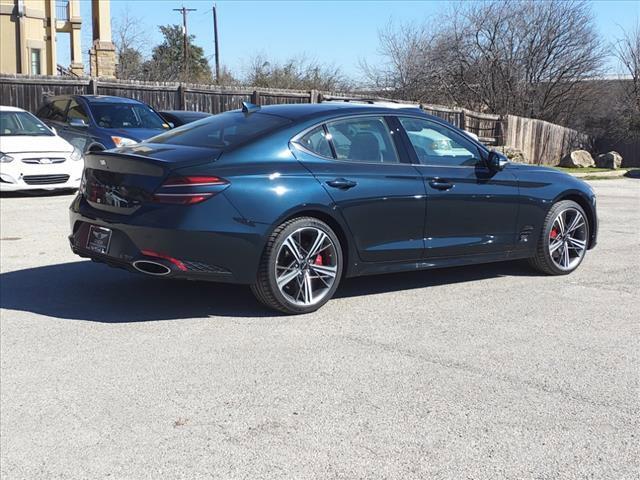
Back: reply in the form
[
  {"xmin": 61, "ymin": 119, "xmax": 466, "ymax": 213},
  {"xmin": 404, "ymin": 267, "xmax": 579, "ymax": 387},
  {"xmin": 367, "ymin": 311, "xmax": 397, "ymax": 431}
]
[
  {"xmin": 0, "ymin": 190, "xmax": 77, "ymax": 198},
  {"xmin": 0, "ymin": 259, "xmax": 537, "ymax": 322}
]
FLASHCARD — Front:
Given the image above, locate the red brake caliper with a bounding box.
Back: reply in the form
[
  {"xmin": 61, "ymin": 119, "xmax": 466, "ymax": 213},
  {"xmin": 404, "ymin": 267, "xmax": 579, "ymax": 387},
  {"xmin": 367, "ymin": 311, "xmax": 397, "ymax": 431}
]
[
  {"xmin": 314, "ymin": 254, "xmax": 323, "ymax": 265},
  {"xmin": 550, "ymin": 228, "xmax": 558, "ymax": 240}
]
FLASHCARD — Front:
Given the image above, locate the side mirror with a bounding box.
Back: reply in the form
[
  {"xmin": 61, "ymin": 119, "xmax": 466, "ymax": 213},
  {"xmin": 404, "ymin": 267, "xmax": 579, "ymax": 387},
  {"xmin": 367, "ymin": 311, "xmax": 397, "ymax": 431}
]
[
  {"xmin": 69, "ymin": 118, "xmax": 88, "ymax": 128},
  {"xmin": 488, "ymin": 150, "xmax": 509, "ymax": 171}
]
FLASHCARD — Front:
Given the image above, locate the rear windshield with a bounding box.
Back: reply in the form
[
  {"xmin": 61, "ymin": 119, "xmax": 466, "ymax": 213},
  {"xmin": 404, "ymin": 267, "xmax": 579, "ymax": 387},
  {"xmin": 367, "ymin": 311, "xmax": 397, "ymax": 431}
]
[
  {"xmin": 89, "ymin": 103, "xmax": 168, "ymax": 130},
  {"xmin": 0, "ymin": 111, "xmax": 54, "ymax": 136},
  {"xmin": 148, "ymin": 111, "xmax": 291, "ymax": 149}
]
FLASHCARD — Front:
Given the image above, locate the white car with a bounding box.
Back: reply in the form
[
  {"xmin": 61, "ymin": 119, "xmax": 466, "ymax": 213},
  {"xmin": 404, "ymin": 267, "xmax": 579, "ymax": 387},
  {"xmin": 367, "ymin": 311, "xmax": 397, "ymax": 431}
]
[{"xmin": 0, "ymin": 106, "xmax": 83, "ymax": 192}]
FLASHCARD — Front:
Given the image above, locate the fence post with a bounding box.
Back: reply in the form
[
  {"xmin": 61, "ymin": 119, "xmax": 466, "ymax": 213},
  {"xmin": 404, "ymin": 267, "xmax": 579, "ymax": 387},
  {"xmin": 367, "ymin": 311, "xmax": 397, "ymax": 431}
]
[
  {"xmin": 177, "ymin": 83, "xmax": 185, "ymax": 110},
  {"xmin": 252, "ymin": 90, "xmax": 260, "ymax": 105},
  {"xmin": 460, "ymin": 109, "xmax": 467, "ymax": 131},
  {"xmin": 309, "ymin": 89, "xmax": 318, "ymax": 103},
  {"xmin": 497, "ymin": 115, "xmax": 505, "ymax": 146},
  {"xmin": 88, "ymin": 77, "xmax": 98, "ymax": 95}
]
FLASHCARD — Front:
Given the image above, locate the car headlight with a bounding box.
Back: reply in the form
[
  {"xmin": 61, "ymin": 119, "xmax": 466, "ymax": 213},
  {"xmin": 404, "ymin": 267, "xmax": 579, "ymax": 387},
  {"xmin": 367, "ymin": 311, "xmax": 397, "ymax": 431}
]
[
  {"xmin": 111, "ymin": 136, "xmax": 137, "ymax": 147},
  {"xmin": 70, "ymin": 146, "xmax": 83, "ymax": 161},
  {"xmin": 0, "ymin": 152, "xmax": 14, "ymax": 163}
]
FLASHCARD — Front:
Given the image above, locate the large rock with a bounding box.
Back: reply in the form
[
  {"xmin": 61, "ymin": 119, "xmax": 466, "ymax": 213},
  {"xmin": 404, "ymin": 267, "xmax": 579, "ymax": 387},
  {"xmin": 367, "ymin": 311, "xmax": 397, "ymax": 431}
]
[
  {"xmin": 559, "ymin": 150, "xmax": 595, "ymax": 168},
  {"xmin": 595, "ymin": 151, "xmax": 623, "ymax": 169}
]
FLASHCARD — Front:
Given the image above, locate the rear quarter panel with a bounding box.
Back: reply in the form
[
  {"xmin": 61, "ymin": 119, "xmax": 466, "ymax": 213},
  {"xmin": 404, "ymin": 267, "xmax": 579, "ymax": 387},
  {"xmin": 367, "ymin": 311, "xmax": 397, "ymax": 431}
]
[{"xmin": 211, "ymin": 131, "xmax": 357, "ymax": 270}]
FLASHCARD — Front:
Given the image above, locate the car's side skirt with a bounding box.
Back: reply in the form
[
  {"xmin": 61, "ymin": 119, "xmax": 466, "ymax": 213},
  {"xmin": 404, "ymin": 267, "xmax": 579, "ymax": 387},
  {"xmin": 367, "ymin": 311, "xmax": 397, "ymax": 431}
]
[{"xmin": 348, "ymin": 250, "xmax": 532, "ymax": 278}]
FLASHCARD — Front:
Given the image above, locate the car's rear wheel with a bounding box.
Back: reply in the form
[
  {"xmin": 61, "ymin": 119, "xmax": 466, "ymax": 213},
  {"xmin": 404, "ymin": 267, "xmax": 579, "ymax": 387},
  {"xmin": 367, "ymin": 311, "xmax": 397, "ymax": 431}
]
[
  {"xmin": 251, "ymin": 217, "xmax": 343, "ymax": 314},
  {"xmin": 528, "ymin": 200, "xmax": 589, "ymax": 275}
]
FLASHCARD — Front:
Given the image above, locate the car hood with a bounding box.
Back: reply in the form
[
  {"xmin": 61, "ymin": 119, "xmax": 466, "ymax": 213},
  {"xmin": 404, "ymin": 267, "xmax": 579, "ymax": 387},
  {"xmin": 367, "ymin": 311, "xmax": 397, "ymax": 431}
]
[
  {"xmin": 0, "ymin": 134, "xmax": 73, "ymax": 154},
  {"xmin": 107, "ymin": 128, "xmax": 168, "ymax": 142},
  {"xmin": 508, "ymin": 163, "xmax": 557, "ymax": 173}
]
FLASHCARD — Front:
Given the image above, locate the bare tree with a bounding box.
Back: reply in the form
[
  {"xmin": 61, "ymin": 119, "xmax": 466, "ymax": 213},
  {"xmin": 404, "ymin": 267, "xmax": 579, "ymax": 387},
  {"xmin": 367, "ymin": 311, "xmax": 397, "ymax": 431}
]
[
  {"xmin": 112, "ymin": 10, "xmax": 148, "ymax": 80},
  {"xmin": 363, "ymin": 1, "xmax": 606, "ymax": 125},
  {"xmin": 614, "ymin": 22, "xmax": 640, "ymax": 139},
  {"xmin": 244, "ymin": 54, "xmax": 348, "ymax": 91},
  {"xmin": 360, "ymin": 21, "xmax": 439, "ymax": 102}
]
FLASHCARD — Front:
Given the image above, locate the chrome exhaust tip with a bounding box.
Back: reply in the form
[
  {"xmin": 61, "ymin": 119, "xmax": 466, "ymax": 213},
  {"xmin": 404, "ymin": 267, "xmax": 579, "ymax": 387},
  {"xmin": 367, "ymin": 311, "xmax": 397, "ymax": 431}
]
[{"xmin": 132, "ymin": 260, "xmax": 172, "ymax": 276}]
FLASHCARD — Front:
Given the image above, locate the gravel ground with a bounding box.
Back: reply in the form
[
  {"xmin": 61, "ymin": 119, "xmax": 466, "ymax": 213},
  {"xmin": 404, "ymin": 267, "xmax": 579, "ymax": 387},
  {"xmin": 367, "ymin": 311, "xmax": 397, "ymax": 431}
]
[{"xmin": 1, "ymin": 179, "xmax": 638, "ymax": 479}]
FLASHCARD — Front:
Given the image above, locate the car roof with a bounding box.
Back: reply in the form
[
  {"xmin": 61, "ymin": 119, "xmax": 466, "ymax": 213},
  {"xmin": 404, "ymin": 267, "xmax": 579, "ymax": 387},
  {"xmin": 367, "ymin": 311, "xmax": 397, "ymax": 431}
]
[
  {"xmin": 161, "ymin": 110, "xmax": 212, "ymax": 115},
  {"xmin": 251, "ymin": 102, "xmax": 427, "ymax": 121},
  {"xmin": 46, "ymin": 95, "xmax": 145, "ymax": 104},
  {"xmin": 0, "ymin": 105, "xmax": 26, "ymax": 112}
]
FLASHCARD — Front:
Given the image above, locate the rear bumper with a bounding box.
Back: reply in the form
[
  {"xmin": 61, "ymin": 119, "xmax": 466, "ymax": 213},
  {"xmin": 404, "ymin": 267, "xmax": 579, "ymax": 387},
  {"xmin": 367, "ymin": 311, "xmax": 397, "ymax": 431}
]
[{"xmin": 68, "ymin": 194, "xmax": 267, "ymax": 284}]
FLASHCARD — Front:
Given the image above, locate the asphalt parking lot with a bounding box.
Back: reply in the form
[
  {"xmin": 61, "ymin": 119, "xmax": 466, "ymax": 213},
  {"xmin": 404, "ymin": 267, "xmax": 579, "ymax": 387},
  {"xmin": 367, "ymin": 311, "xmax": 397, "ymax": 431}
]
[{"xmin": 0, "ymin": 178, "xmax": 638, "ymax": 479}]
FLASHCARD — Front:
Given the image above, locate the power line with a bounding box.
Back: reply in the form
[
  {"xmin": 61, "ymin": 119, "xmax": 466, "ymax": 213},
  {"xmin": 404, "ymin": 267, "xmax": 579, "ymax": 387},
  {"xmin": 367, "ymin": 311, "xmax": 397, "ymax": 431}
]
[{"xmin": 173, "ymin": 6, "xmax": 197, "ymax": 80}]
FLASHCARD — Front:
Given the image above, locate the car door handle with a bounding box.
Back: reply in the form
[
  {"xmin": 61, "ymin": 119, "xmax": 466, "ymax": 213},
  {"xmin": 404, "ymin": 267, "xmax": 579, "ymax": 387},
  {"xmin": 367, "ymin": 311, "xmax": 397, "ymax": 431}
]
[
  {"xmin": 428, "ymin": 179, "xmax": 454, "ymax": 191},
  {"xmin": 326, "ymin": 178, "xmax": 357, "ymax": 190}
]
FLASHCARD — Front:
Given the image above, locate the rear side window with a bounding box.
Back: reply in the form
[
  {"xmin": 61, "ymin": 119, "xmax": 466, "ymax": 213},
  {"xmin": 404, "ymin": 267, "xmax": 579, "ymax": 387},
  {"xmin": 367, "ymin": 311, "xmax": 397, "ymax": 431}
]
[
  {"xmin": 325, "ymin": 117, "xmax": 399, "ymax": 163},
  {"xmin": 149, "ymin": 111, "xmax": 291, "ymax": 149},
  {"xmin": 44, "ymin": 99, "xmax": 69, "ymax": 121},
  {"xmin": 298, "ymin": 126, "xmax": 333, "ymax": 157}
]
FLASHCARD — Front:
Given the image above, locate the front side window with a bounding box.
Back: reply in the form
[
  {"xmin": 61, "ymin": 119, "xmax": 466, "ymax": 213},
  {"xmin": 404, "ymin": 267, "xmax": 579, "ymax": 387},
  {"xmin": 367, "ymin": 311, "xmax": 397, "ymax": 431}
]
[
  {"xmin": 399, "ymin": 117, "xmax": 480, "ymax": 167},
  {"xmin": 0, "ymin": 111, "xmax": 54, "ymax": 136},
  {"xmin": 89, "ymin": 103, "xmax": 167, "ymax": 130},
  {"xmin": 150, "ymin": 111, "xmax": 291, "ymax": 149},
  {"xmin": 325, "ymin": 117, "xmax": 398, "ymax": 163},
  {"xmin": 66, "ymin": 100, "xmax": 90, "ymax": 124},
  {"xmin": 297, "ymin": 126, "xmax": 333, "ymax": 157}
]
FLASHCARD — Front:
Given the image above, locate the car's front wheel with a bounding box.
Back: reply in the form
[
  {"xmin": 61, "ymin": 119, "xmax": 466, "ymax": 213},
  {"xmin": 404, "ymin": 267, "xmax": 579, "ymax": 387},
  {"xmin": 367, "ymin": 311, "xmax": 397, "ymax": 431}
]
[
  {"xmin": 529, "ymin": 200, "xmax": 589, "ymax": 275},
  {"xmin": 251, "ymin": 217, "xmax": 343, "ymax": 314}
]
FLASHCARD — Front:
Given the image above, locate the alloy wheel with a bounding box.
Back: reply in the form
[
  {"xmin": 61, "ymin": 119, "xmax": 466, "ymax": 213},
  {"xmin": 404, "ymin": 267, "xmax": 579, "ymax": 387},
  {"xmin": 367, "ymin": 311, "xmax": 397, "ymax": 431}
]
[
  {"xmin": 275, "ymin": 227, "xmax": 338, "ymax": 307},
  {"xmin": 548, "ymin": 207, "xmax": 587, "ymax": 271}
]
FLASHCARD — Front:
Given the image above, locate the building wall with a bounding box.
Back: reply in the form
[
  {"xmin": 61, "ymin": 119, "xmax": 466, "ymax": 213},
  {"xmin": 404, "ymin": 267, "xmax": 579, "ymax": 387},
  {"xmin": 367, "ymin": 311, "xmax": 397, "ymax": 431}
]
[
  {"xmin": 0, "ymin": 0, "xmax": 52, "ymax": 75},
  {"xmin": 0, "ymin": 3, "xmax": 18, "ymax": 74},
  {"xmin": 0, "ymin": 0, "xmax": 82, "ymax": 76}
]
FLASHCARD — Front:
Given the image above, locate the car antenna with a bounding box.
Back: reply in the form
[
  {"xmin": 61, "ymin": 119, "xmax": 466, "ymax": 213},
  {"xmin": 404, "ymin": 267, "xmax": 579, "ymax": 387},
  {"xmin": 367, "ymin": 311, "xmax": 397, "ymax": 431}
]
[{"xmin": 242, "ymin": 102, "xmax": 260, "ymax": 114}]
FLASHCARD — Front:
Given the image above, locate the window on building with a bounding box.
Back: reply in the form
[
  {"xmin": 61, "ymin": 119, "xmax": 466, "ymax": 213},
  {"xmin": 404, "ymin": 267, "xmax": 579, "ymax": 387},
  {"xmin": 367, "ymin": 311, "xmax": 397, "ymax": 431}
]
[{"xmin": 30, "ymin": 49, "xmax": 41, "ymax": 75}]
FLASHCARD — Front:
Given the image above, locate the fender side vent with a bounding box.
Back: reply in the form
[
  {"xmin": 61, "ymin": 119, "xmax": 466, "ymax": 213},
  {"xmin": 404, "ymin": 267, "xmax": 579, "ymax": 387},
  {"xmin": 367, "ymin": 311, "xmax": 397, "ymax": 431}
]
[{"xmin": 519, "ymin": 225, "xmax": 534, "ymax": 243}]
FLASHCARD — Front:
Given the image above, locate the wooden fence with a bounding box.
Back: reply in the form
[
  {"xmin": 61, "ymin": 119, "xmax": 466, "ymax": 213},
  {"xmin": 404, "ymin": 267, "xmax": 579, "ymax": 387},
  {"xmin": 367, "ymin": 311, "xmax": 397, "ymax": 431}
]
[
  {"xmin": 4, "ymin": 74, "xmax": 634, "ymax": 166},
  {"xmin": 503, "ymin": 114, "xmax": 590, "ymax": 166},
  {"xmin": 594, "ymin": 137, "xmax": 640, "ymax": 168},
  {"xmin": 0, "ymin": 74, "xmax": 502, "ymax": 144}
]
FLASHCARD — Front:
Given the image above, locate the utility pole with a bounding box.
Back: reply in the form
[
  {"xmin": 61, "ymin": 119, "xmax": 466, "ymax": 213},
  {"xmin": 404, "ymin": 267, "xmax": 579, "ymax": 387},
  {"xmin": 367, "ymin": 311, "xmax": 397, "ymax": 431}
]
[
  {"xmin": 212, "ymin": 3, "xmax": 220, "ymax": 83},
  {"xmin": 173, "ymin": 6, "xmax": 196, "ymax": 80}
]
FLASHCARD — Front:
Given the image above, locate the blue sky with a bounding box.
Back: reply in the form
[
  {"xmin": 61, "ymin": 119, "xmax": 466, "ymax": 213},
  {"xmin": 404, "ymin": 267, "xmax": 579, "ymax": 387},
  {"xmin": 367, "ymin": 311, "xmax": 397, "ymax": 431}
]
[{"xmin": 59, "ymin": 0, "xmax": 640, "ymax": 80}]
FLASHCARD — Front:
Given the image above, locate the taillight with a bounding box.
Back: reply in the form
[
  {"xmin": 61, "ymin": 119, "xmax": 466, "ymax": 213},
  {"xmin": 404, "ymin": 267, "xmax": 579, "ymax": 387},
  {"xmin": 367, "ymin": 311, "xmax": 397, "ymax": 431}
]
[
  {"xmin": 162, "ymin": 176, "xmax": 227, "ymax": 187},
  {"xmin": 153, "ymin": 175, "xmax": 229, "ymax": 205}
]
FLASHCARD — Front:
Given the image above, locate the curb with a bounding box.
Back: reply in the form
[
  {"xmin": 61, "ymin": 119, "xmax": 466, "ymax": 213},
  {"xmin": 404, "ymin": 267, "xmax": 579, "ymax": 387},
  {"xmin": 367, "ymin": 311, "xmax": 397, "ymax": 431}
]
[{"xmin": 569, "ymin": 169, "xmax": 630, "ymax": 179}]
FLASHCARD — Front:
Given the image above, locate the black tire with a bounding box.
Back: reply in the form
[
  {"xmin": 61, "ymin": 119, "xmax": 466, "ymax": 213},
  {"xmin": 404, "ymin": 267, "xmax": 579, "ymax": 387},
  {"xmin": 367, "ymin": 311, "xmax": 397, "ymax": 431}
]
[
  {"xmin": 251, "ymin": 217, "xmax": 343, "ymax": 314},
  {"xmin": 528, "ymin": 200, "xmax": 589, "ymax": 275}
]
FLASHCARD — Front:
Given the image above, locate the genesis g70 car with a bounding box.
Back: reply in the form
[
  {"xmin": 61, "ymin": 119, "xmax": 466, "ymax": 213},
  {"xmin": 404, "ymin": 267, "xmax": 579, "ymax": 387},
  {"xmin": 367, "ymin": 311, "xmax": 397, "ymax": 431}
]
[{"xmin": 69, "ymin": 102, "xmax": 597, "ymax": 314}]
